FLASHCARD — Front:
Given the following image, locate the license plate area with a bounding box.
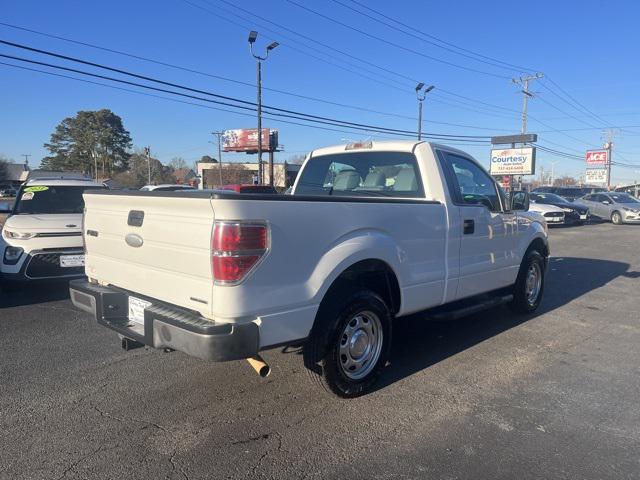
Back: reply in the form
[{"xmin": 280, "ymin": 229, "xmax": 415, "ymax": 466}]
[
  {"xmin": 128, "ymin": 296, "xmax": 152, "ymax": 334},
  {"xmin": 60, "ymin": 254, "xmax": 85, "ymax": 268}
]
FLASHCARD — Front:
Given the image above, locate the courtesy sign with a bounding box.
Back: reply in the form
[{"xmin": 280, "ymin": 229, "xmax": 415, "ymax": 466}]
[{"xmin": 489, "ymin": 147, "xmax": 536, "ymax": 175}]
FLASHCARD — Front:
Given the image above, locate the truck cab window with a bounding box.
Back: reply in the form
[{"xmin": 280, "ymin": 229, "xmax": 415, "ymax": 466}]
[
  {"xmin": 295, "ymin": 151, "xmax": 424, "ymax": 198},
  {"xmin": 442, "ymin": 153, "xmax": 500, "ymax": 212}
]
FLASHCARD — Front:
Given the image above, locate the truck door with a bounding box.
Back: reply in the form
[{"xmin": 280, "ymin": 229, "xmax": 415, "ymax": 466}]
[{"xmin": 438, "ymin": 151, "xmax": 517, "ymax": 300}]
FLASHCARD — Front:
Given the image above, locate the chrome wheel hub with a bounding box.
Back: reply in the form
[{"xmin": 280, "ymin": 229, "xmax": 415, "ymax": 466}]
[{"xmin": 338, "ymin": 311, "xmax": 383, "ymax": 380}]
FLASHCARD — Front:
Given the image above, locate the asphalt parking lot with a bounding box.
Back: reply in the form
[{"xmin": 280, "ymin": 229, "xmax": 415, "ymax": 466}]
[{"xmin": 1, "ymin": 222, "xmax": 639, "ymax": 480}]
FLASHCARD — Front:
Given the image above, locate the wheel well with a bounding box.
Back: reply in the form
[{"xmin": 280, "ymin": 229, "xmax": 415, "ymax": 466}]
[
  {"xmin": 325, "ymin": 259, "xmax": 401, "ymax": 314},
  {"xmin": 528, "ymin": 237, "xmax": 549, "ymax": 259}
]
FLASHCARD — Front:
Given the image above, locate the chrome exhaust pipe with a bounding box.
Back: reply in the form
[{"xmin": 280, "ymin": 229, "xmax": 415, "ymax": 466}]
[{"xmin": 246, "ymin": 355, "xmax": 271, "ymax": 378}]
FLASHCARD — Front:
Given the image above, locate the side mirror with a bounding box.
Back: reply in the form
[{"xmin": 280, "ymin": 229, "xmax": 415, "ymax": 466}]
[{"xmin": 511, "ymin": 191, "xmax": 529, "ymax": 211}]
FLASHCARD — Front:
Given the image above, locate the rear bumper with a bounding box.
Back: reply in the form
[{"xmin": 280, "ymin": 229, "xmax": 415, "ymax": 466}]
[{"xmin": 69, "ymin": 279, "xmax": 259, "ymax": 362}]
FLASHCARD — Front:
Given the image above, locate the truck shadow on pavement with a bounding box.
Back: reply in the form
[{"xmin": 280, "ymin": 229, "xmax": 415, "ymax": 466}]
[
  {"xmin": 373, "ymin": 256, "xmax": 638, "ymax": 392},
  {"xmin": 0, "ymin": 281, "xmax": 72, "ymax": 309}
]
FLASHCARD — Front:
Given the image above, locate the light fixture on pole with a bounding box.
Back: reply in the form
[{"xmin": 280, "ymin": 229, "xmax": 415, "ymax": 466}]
[
  {"xmin": 415, "ymin": 83, "xmax": 434, "ymax": 140},
  {"xmin": 248, "ymin": 31, "xmax": 278, "ymax": 186}
]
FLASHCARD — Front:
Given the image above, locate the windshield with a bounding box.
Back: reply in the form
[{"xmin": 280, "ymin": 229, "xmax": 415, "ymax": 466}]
[
  {"xmin": 13, "ymin": 185, "xmax": 105, "ymax": 214},
  {"xmin": 295, "ymin": 151, "xmax": 424, "ymax": 198},
  {"xmin": 609, "ymin": 193, "xmax": 640, "ymax": 204},
  {"xmin": 531, "ymin": 193, "xmax": 567, "ymax": 204}
]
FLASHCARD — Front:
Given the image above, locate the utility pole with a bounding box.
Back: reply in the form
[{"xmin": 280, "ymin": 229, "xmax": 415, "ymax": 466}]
[
  {"xmin": 144, "ymin": 146, "xmax": 151, "ymax": 185},
  {"xmin": 248, "ymin": 31, "xmax": 278, "ymax": 185},
  {"xmin": 512, "ymin": 73, "xmax": 543, "ymax": 191},
  {"xmin": 21, "ymin": 154, "xmax": 31, "ymax": 166},
  {"xmin": 415, "ymin": 83, "xmax": 435, "ymax": 140},
  {"xmin": 602, "ymin": 129, "xmax": 619, "ymax": 190},
  {"xmin": 211, "ymin": 131, "xmax": 224, "ymax": 187},
  {"xmin": 512, "ymin": 73, "xmax": 544, "ymax": 135}
]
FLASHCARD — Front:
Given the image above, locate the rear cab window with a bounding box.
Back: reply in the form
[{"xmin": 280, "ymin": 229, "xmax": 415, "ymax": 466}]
[{"xmin": 295, "ymin": 151, "xmax": 424, "ymax": 198}]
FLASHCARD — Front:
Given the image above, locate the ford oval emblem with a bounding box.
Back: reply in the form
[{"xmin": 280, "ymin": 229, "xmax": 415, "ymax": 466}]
[{"xmin": 125, "ymin": 233, "xmax": 144, "ymax": 248}]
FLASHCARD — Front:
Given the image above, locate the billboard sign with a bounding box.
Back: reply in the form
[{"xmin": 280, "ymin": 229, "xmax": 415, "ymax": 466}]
[
  {"xmin": 585, "ymin": 168, "xmax": 608, "ymax": 184},
  {"xmin": 585, "ymin": 150, "xmax": 608, "ymax": 166},
  {"xmin": 489, "ymin": 147, "xmax": 536, "ymax": 175},
  {"xmin": 222, "ymin": 129, "xmax": 278, "ymax": 153}
]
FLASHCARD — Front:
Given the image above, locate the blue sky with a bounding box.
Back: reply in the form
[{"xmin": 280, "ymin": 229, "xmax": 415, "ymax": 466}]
[{"xmin": 1, "ymin": 0, "xmax": 640, "ymax": 183}]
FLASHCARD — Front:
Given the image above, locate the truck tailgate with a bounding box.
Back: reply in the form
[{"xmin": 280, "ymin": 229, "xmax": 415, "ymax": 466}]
[{"xmin": 83, "ymin": 192, "xmax": 214, "ymax": 316}]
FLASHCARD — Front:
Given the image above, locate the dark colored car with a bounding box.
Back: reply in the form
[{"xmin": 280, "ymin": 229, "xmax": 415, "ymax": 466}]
[
  {"xmin": 530, "ymin": 192, "xmax": 589, "ymax": 225},
  {"xmin": 533, "ymin": 186, "xmax": 607, "ymax": 202},
  {"xmin": 221, "ymin": 184, "xmax": 279, "ymax": 194}
]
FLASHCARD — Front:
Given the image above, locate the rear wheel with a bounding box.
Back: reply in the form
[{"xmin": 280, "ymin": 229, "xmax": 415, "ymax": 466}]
[
  {"xmin": 304, "ymin": 288, "xmax": 392, "ymax": 398},
  {"xmin": 611, "ymin": 211, "xmax": 623, "ymax": 225},
  {"xmin": 509, "ymin": 250, "xmax": 545, "ymax": 314}
]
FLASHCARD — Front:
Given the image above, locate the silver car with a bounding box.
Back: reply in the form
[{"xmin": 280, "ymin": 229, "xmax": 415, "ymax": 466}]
[{"xmin": 580, "ymin": 192, "xmax": 640, "ymax": 224}]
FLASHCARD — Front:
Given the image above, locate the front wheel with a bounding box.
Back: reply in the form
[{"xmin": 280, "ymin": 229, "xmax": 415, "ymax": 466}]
[
  {"xmin": 509, "ymin": 250, "xmax": 545, "ymax": 314},
  {"xmin": 611, "ymin": 211, "xmax": 623, "ymax": 225},
  {"xmin": 304, "ymin": 289, "xmax": 392, "ymax": 398}
]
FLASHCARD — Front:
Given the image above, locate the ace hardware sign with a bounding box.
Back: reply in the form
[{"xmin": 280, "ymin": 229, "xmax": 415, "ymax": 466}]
[{"xmin": 585, "ymin": 150, "xmax": 608, "ymax": 166}]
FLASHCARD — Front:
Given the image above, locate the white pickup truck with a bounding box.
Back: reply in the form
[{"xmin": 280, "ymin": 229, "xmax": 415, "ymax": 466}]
[{"xmin": 70, "ymin": 140, "xmax": 549, "ymax": 397}]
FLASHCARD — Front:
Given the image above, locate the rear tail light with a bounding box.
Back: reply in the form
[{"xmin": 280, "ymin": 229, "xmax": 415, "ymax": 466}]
[{"xmin": 212, "ymin": 221, "xmax": 269, "ymax": 284}]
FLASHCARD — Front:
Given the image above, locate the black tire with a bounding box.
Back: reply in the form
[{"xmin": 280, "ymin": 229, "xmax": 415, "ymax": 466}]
[
  {"xmin": 509, "ymin": 249, "xmax": 545, "ymax": 314},
  {"xmin": 303, "ymin": 287, "xmax": 392, "ymax": 398},
  {"xmin": 611, "ymin": 211, "xmax": 623, "ymax": 225}
]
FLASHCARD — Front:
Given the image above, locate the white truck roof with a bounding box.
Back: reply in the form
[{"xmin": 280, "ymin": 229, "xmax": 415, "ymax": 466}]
[{"xmin": 310, "ymin": 140, "xmax": 471, "ymax": 158}]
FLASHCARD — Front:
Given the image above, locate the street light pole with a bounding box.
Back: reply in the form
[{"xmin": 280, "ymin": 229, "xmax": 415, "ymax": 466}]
[
  {"xmin": 248, "ymin": 31, "xmax": 278, "ymax": 186},
  {"xmin": 415, "ymin": 83, "xmax": 434, "ymax": 141}
]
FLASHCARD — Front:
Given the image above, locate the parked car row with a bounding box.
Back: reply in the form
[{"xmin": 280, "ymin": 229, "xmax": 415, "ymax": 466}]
[
  {"xmin": 528, "ymin": 192, "xmax": 589, "ymax": 226},
  {"xmin": 529, "ymin": 187, "xmax": 640, "ymax": 226}
]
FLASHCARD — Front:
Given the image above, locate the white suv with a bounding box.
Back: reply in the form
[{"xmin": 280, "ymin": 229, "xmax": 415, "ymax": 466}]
[{"xmin": 0, "ymin": 176, "xmax": 106, "ymax": 284}]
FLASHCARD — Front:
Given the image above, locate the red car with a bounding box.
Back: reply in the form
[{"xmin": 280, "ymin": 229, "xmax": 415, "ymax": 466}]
[{"xmin": 220, "ymin": 184, "xmax": 278, "ymax": 194}]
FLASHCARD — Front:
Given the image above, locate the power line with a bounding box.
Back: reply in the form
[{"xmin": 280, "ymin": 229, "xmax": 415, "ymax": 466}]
[
  {"xmin": 283, "ymin": 0, "xmax": 512, "ymax": 80},
  {"xmin": 0, "ymin": 60, "xmax": 494, "ymax": 148},
  {"xmin": 346, "ymin": 0, "xmax": 536, "ymax": 73},
  {"xmin": 0, "ymin": 61, "xmax": 418, "ymax": 142},
  {"xmin": 0, "ymin": 51, "xmax": 491, "ymax": 142},
  {"xmin": 0, "ymin": 41, "xmax": 484, "ymax": 138},
  {"xmin": 181, "ymin": 2, "xmax": 556, "ymax": 120},
  {"xmin": 180, "ymin": 0, "xmax": 412, "ymax": 92},
  {"xmin": 328, "ymin": 0, "xmax": 525, "ymax": 74},
  {"xmin": 0, "ymin": 21, "xmax": 500, "ymax": 130},
  {"xmin": 537, "ymin": 82, "xmax": 602, "ymax": 129},
  {"xmin": 545, "ymin": 76, "xmax": 611, "ymax": 126},
  {"xmin": 211, "ymin": 0, "xmax": 419, "ymax": 85}
]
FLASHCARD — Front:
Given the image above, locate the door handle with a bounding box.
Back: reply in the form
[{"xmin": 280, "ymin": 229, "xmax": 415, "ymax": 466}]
[{"xmin": 463, "ymin": 219, "xmax": 475, "ymax": 234}]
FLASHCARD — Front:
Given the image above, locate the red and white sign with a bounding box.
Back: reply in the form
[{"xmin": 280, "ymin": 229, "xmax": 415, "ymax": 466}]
[
  {"xmin": 222, "ymin": 129, "xmax": 278, "ymax": 153},
  {"xmin": 585, "ymin": 150, "xmax": 608, "ymax": 166}
]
